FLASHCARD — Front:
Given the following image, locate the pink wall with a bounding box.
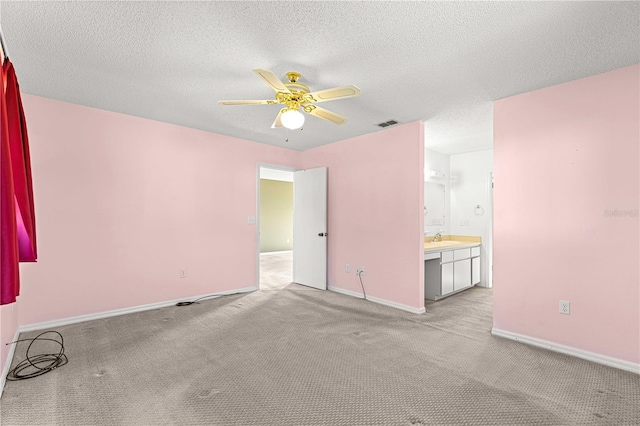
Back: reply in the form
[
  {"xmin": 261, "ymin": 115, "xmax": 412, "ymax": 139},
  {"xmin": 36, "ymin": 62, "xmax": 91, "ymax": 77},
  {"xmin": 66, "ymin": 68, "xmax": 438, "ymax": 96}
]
[
  {"xmin": 4, "ymin": 95, "xmax": 425, "ymax": 378},
  {"xmin": 17, "ymin": 95, "xmax": 301, "ymax": 326},
  {"xmin": 303, "ymin": 122, "xmax": 425, "ymax": 310},
  {"xmin": 493, "ymin": 65, "xmax": 639, "ymax": 363}
]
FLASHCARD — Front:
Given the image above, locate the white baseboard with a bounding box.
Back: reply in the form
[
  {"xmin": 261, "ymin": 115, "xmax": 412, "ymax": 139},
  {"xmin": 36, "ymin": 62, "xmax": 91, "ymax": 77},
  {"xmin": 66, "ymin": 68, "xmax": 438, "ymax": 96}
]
[
  {"xmin": 328, "ymin": 286, "xmax": 425, "ymax": 314},
  {"xmin": 19, "ymin": 287, "xmax": 257, "ymax": 333},
  {"xmin": 491, "ymin": 328, "xmax": 639, "ymax": 375},
  {"xmin": 0, "ymin": 329, "xmax": 21, "ymax": 399},
  {"xmin": 328, "ymin": 285, "xmax": 364, "ymax": 299}
]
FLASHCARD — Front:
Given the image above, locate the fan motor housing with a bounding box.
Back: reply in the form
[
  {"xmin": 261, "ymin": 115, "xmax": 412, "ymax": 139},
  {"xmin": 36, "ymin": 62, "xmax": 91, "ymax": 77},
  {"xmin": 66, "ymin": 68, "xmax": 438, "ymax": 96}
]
[{"xmin": 284, "ymin": 82, "xmax": 310, "ymax": 94}]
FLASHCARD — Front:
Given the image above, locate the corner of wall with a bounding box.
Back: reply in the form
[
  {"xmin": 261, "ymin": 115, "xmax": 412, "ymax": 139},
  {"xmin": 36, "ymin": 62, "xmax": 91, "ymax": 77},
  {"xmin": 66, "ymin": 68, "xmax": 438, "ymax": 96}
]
[
  {"xmin": 1, "ymin": 301, "xmax": 20, "ymax": 398},
  {"xmin": 302, "ymin": 121, "xmax": 426, "ymax": 311}
]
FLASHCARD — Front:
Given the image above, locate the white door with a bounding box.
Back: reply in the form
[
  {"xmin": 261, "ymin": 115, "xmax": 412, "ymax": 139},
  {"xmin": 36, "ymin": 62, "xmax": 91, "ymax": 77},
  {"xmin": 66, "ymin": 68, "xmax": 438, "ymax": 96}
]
[{"xmin": 293, "ymin": 167, "xmax": 327, "ymax": 290}]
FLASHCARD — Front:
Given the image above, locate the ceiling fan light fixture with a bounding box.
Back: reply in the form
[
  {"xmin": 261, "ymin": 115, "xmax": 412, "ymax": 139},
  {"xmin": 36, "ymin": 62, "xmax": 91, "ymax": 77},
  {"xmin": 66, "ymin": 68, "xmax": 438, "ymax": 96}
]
[
  {"xmin": 280, "ymin": 109, "xmax": 305, "ymax": 130},
  {"xmin": 219, "ymin": 69, "xmax": 360, "ymax": 131}
]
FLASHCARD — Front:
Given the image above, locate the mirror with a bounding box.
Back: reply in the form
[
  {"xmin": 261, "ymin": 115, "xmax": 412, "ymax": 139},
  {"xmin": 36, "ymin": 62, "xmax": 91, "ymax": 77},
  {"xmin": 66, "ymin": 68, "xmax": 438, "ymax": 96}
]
[{"xmin": 424, "ymin": 182, "xmax": 445, "ymax": 226}]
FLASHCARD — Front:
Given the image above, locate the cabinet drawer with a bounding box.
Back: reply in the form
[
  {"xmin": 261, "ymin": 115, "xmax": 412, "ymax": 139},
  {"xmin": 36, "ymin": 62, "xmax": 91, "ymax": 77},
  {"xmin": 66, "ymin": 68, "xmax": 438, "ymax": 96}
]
[
  {"xmin": 471, "ymin": 246, "xmax": 480, "ymax": 257},
  {"xmin": 454, "ymin": 248, "xmax": 471, "ymax": 261},
  {"xmin": 441, "ymin": 251, "xmax": 454, "ymax": 263},
  {"xmin": 424, "ymin": 252, "xmax": 441, "ymax": 261}
]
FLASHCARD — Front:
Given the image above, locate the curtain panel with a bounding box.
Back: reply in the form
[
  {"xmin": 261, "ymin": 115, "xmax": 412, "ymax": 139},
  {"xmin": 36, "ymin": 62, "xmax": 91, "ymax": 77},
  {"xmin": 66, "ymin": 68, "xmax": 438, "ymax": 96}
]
[{"xmin": 1, "ymin": 58, "xmax": 37, "ymax": 305}]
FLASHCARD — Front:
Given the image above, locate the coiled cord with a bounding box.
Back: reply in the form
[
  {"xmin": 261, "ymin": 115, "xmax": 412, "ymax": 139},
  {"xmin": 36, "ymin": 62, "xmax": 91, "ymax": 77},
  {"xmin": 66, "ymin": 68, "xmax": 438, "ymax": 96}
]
[{"xmin": 5, "ymin": 330, "xmax": 68, "ymax": 381}]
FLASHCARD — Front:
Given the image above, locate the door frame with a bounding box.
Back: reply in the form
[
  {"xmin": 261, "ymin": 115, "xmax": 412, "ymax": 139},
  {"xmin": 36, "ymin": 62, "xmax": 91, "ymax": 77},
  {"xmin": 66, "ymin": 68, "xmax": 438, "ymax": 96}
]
[
  {"xmin": 256, "ymin": 163, "xmax": 298, "ymax": 289},
  {"xmin": 486, "ymin": 171, "xmax": 494, "ymax": 288}
]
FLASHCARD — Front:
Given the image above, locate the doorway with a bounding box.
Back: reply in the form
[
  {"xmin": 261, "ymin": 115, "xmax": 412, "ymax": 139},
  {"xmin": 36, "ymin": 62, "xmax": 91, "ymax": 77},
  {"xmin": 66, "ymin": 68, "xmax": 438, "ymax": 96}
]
[
  {"xmin": 257, "ymin": 164, "xmax": 328, "ymax": 291},
  {"xmin": 258, "ymin": 166, "xmax": 295, "ymax": 290}
]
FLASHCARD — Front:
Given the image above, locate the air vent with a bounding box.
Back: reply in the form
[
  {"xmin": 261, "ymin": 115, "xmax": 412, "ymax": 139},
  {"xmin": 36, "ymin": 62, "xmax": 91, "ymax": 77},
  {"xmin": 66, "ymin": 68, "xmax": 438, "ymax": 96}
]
[{"xmin": 377, "ymin": 120, "xmax": 399, "ymax": 128}]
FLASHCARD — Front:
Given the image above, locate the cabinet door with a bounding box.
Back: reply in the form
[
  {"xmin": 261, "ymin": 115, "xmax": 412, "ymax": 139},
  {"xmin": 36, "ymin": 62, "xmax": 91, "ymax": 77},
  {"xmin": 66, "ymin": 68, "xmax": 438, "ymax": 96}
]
[
  {"xmin": 424, "ymin": 259, "xmax": 442, "ymax": 301},
  {"xmin": 454, "ymin": 259, "xmax": 471, "ymax": 291},
  {"xmin": 441, "ymin": 262, "xmax": 454, "ymax": 295},
  {"xmin": 472, "ymin": 257, "xmax": 480, "ymax": 285}
]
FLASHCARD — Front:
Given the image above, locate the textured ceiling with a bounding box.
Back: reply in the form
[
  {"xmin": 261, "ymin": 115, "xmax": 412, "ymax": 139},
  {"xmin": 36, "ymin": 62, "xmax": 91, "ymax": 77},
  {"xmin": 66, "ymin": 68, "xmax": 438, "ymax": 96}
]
[{"xmin": 1, "ymin": 1, "xmax": 638, "ymax": 153}]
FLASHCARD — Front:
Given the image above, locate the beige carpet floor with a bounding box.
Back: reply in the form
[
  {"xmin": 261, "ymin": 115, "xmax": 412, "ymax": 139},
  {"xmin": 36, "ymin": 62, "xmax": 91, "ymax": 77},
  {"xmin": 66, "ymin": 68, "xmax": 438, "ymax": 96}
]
[
  {"xmin": 1, "ymin": 258, "xmax": 638, "ymax": 425},
  {"xmin": 259, "ymin": 251, "xmax": 293, "ymax": 291}
]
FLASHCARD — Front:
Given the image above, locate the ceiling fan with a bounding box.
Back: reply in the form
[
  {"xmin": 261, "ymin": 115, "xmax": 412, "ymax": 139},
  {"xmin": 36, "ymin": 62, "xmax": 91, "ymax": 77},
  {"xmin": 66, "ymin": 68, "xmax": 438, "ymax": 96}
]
[{"xmin": 218, "ymin": 69, "xmax": 361, "ymax": 130}]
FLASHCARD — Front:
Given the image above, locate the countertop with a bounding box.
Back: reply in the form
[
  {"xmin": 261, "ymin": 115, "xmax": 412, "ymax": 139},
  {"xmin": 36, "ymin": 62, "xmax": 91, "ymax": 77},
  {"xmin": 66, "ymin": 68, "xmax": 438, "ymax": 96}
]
[{"xmin": 424, "ymin": 240, "xmax": 480, "ymax": 254}]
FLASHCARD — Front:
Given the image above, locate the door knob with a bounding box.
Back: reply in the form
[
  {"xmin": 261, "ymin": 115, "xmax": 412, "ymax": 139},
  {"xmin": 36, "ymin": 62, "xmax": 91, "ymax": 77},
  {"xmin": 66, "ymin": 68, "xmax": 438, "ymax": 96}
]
[{"xmin": 318, "ymin": 232, "xmax": 327, "ymax": 237}]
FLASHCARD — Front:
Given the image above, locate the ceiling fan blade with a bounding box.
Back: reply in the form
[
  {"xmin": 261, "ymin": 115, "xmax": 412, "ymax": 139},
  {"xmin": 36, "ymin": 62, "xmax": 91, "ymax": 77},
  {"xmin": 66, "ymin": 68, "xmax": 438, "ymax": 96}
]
[
  {"xmin": 218, "ymin": 100, "xmax": 275, "ymax": 105},
  {"xmin": 271, "ymin": 109, "xmax": 284, "ymax": 128},
  {"xmin": 304, "ymin": 105, "xmax": 347, "ymax": 125},
  {"xmin": 253, "ymin": 69, "xmax": 291, "ymax": 94},
  {"xmin": 305, "ymin": 85, "xmax": 361, "ymax": 103}
]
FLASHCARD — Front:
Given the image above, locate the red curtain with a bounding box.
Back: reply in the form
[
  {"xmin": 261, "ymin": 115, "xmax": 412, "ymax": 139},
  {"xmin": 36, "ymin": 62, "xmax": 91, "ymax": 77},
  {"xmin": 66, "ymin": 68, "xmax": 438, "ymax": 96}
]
[{"xmin": 1, "ymin": 58, "xmax": 37, "ymax": 305}]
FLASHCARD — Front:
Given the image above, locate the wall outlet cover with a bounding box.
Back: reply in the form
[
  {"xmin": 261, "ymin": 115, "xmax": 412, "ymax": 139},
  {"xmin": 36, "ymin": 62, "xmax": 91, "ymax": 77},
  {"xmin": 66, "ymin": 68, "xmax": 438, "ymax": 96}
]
[{"xmin": 559, "ymin": 300, "xmax": 570, "ymax": 315}]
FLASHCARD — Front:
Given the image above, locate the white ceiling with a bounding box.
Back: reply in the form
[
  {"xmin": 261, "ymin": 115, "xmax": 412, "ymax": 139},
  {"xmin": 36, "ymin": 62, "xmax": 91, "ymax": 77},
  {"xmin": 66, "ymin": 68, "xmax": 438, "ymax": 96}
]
[{"xmin": 1, "ymin": 1, "xmax": 638, "ymax": 154}]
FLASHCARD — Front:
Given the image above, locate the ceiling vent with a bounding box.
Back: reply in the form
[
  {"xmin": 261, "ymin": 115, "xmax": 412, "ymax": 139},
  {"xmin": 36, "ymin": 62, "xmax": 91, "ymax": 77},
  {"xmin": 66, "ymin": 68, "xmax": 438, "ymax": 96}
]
[{"xmin": 377, "ymin": 120, "xmax": 399, "ymax": 128}]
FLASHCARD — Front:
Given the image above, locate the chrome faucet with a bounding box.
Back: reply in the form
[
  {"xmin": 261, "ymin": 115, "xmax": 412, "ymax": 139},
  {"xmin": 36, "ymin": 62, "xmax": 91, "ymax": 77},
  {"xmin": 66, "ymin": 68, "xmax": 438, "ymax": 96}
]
[{"xmin": 433, "ymin": 232, "xmax": 442, "ymax": 242}]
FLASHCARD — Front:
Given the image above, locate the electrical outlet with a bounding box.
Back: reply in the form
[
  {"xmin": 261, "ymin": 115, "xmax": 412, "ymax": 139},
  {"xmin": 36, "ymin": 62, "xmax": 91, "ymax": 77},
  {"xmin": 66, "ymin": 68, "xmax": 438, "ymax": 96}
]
[
  {"xmin": 559, "ymin": 300, "xmax": 570, "ymax": 315},
  {"xmin": 180, "ymin": 268, "xmax": 187, "ymax": 279},
  {"xmin": 345, "ymin": 264, "xmax": 350, "ymax": 273},
  {"xmin": 460, "ymin": 219, "xmax": 470, "ymax": 226},
  {"xmin": 355, "ymin": 267, "xmax": 365, "ymax": 276}
]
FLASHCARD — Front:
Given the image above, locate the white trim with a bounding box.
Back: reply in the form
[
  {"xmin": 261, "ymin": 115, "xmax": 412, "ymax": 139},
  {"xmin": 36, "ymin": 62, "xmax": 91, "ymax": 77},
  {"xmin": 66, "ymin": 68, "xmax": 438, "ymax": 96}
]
[
  {"xmin": 491, "ymin": 328, "xmax": 639, "ymax": 375},
  {"xmin": 328, "ymin": 286, "xmax": 426, "ymax": 314},
  {"xmin": 0, "ymin": 329, "xmax": 20, "ymax": 399},
  {"xmin": 18, "ymin": 287, "xmax": 257, "ymax": 333},
  {"xmin": 328, "ymin": 285, "xmax": 365, "ymax": 299}
]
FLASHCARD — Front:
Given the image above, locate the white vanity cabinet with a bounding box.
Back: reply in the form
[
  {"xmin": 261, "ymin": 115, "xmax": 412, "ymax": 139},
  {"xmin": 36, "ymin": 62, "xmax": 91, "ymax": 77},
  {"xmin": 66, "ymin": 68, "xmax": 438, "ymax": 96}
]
[{"xmin": 425, "ymin": 244, "xmax": 481, "ymax": 301}]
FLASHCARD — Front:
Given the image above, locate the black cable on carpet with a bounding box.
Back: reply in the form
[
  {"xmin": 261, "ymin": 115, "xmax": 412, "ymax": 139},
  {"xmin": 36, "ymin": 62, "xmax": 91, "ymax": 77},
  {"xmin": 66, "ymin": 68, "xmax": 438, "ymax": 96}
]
[
  {"xmin": 176, "ymin": 291, "xmax": 244, "ymax": 307},
  {"xmin": 358, "ymin": 271, "xmax": 367, "ymax": 300},
  {"xmin": 5, "ymin": 330, "xmax": 68, "ymax": 381}
]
